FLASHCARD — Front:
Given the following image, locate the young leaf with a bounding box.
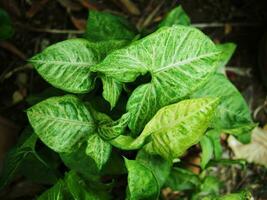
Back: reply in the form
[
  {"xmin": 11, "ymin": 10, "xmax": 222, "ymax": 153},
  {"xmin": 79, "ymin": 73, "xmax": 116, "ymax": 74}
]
[
  {"xmin": 85, "ymin": 10, "xmax": 135, "ymax": 41},
  {"xmin": 144, "ymin": 97, "xmax": 219, "ymax": 161},
  {"xmin": 101, "ymin": 75, "xmax": 123, "ymax": 109},
  {"xmin": 164, "ymin": 167, "xmax": 201, "ymax": 191},
  {"xmin": 91, "ymin": 25, "xmax": 220, "ymax": 135},
  {"xmin": 86, "ymin": 134, "xmax": 112, "ymax": 170},
  {"xmin": 200, "ymin": 135, "xmax": 214, "ymax": 169},
  {"xmin": 27, "ymin": 95, "xmax": 95, "ymax": 153},
  {"xmin": 29, "ymin": 39, "xmax": 126, "ymax": 93},
  {"xmin": 158, "ymin": 5, "xmax": 191, "ymax": 28},
  {"xmin": 125, "ymin": 158, "xmax": 158, "ymax": 200},
  {"xmin": 97, "ymin": 113, "xmax": 131, "ymax": 140},
  {"xmin": 191, "ymin": 73, "xmax": 255, "ymax": 138},
  {"xmin": 0, "ymin": 8, "xmax": 14, "ymax": 40},
  {"xmin": 37, "ymin": 179, "xmax": 67, "ymax": 200}
]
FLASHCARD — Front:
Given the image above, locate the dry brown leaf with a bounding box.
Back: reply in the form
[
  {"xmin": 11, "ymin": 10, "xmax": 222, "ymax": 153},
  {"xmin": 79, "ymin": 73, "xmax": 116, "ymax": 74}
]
[
  {"xmin": 70, "ymin": 16, "xmax": 86, "ymax": 30},
  {"xmin": 228, "ymin": 127, "xmax": 267, "ymax": 167}
]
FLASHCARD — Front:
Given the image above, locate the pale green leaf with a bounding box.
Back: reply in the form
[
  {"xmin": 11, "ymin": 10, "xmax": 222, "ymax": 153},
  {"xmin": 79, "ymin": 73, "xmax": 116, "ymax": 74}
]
[
  {"xmin": 86, "ymin": 134, "xmax": 112, "ymax": 170},
  {"xmin": 37, "ymin": 179, "xmax": 67, "ymax": 200},
  {"xmin": 85, "ymin": 10, "xmax": 135, "ymax": 41},
  {"xmin": 30, "ymin": 39, "xmax": 126, "ymax": 93},
  {"xmin": 101, "ymin": 75, "xmax": 123, "ymax": 109},
  {"xmin": 92, "ymin": 26, "xmax": 220, "ymax": 135},
  {"xmin": 27, "ymin": 95, "xmax": 95, "ymax": 153},
  {"xmin": 200, "ymin": 135, "xmax": 213, "ymax": 169},
  {"xmin": 158, "ymin": 5, "xmax": 191, "ymax": 28},
  {"xmin": 125, "ymin": 158, "xmax": 158, "ymax": 200},
  {"xmin": 144, "ymin": 97, "xmax": 219, "ymax": 160},
  {"xmin": 191, "ymin": 73, "xmax": 255, "ymax": 136}
]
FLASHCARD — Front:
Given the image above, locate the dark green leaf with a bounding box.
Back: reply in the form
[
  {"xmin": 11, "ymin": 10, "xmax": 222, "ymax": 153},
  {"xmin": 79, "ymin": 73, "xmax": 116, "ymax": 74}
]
[
  {"xmin": 125, "ymin": 158, "xmax": 158, "ymax": 200},
  {"xmin": 0, "ymin": 130, "xmax": 37, "ymax": 189},
  {"xmin": 158, "ymin": 5, "xmax": 191, "ymax": 28},
  {"xmin": 60, "ymin": 144, "xmax": 99, "ymax": 180},
  {"xmin": 0, "ymin": 8, "xmax": 14, "ymax": 40},
  {"xmin": 65, "ymin": 171, "xmax": 111, "ymax": 200},
  {"xmin": 85, "ymin": 10, "xmax": 135, "ymax": 41},
  {"xmin": 37, "ymin": 179, "xmax": 67, "ymax": 200},
  {"xmin": 191, "ymin": 73, "xmax": 255, "ymax": 138},
  {"xmin": 164, "ymin": 167, "xmax": 201, "ymax": 191},
  {"xmin": 136, "ymin": 149, "xmax": 171, "ymax": 187}
]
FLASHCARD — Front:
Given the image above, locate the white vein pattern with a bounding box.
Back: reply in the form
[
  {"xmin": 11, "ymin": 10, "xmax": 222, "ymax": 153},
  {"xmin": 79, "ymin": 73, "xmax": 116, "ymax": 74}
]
[
  {"xmin": 30, "ymin": 39, "xmax": 126, "ymax": 93},
  {"xmin": 144, "ymin": 97, "xmax": 219, "ymax": 160},
  {"xmin": 27, "ymin": 95, "xmax": 95, "ymax": 153},
  {"xmin": 92, "ymin": 25, "xmax": 221, "ymax": 135}
]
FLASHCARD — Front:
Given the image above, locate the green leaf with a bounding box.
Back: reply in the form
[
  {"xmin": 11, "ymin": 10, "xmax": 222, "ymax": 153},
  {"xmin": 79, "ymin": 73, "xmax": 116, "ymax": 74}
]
[
  {"xmin": 144, "ymin": 97, "xmax": 219, "ymax": 160},
  {"xmin": 0, "ymin": 129, "xmax": 38, "ymax": 189},
  {"xmin": 200, "ymin": 135, "xmax": 214, "ymax": 169},
  {"xmin": 86, "ymin": 134, "xmax": 112, "ymax": 170},
  {"xmin": 29, "ymin": 39, "xmax": 126, "ymax": 93},
  {"xmin": 85, "ymin": 10, "xmax": 135, "ymax": 41},
  {"xmin": 60, "ymin": 144, "xmax": 99, "ymax": 180},
  {"xmin": 216, "ymin": 43, "xmax": 236, "ymax": 73},
  {"xmin": 191, "ymin": 73, "xmax": 255, "ymax": 137},
  {"xmin": 27, "ymin": 95, "xmax": 95, "ymax": 153},
  {"xmin": 125, "ymin": 158, "xmax": 158, "ymax": 200},
  {"xmin": 65, "ymin": 171, "xmax": 110, "ymax": 200},
  {"xmin": 218, "ymin": 190, "xmax": 252, "ymax": 200},
  {"xmin": 136, "ymin": 149, "xmax": 171, "ymax": 187},
  {"xmin": 158, "ymin": 5, "xmax": 191, "ymax": 28},
  {"xmin": 164, "ymin": 167, "xmax": 201, "ymax": 191},
  {"xmin": 206, "ymin": 129, "xmax": 223, "ymax": 160},
  {"xmin": 98, "ymin": 113, "xmax": 131, "ymax": 140},
  {"xmin": 0, "ymin": 8, "xmax": 14, "ymax": 40},
  {"xmin": 92, "ymin": 25, "xmax": 220, "ymax": 135},
  {"xmin": 101, "ymin": 75, "xmax": 123, "ymax": 109},
  {"xmin": 37, "ymin": 179, "xmax": 67, "ymax": 200}
]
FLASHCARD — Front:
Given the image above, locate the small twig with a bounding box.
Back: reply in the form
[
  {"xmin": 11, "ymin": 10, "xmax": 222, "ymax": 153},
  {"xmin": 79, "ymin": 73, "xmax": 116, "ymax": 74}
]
[
  {"xmin": 0, "ymin": 64, "xmax": 33, "ymax": 82},
  {"xmin": 192, "ymin": 22, "xmax": 262, "ymax": 29},
  {"xmin": 15, "ymin": 23, "xmax": 85, "ymax": 34}
]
